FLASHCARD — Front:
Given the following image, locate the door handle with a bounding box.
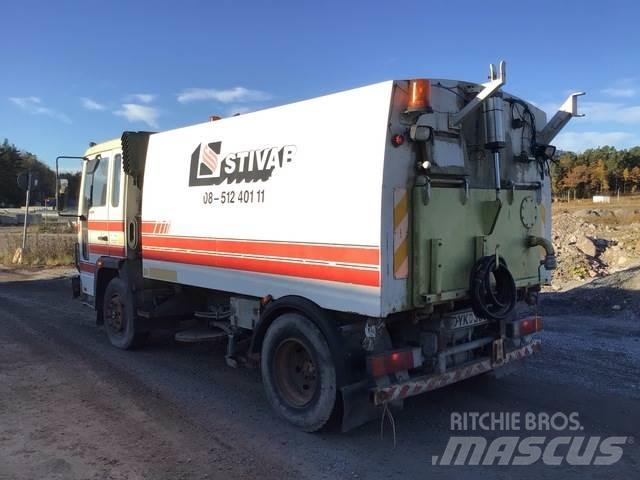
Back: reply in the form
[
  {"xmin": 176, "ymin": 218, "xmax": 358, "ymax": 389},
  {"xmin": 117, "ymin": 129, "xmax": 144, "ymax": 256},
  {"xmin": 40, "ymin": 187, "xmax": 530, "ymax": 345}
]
[{"xmin": 97, "ymin": 235, "xmax": 108, "ymax": 241}]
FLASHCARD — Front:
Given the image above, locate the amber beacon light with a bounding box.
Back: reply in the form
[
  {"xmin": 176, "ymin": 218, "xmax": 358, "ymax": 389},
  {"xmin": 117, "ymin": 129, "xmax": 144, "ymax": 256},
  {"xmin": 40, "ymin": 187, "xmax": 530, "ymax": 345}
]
[{"xmin": 406, "ymin": 79, "xmax": 431, "ymax": 112}]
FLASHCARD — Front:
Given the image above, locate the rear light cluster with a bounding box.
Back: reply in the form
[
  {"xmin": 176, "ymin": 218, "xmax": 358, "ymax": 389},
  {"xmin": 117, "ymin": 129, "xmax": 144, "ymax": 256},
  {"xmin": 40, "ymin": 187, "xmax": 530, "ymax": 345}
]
[
  {"xmin": 367, "ymin": 347, "xmax": 423, "ymax": 378},
  {"xmin": 507, "ymin": 316, "xmax": 543, "ymax": 338}
]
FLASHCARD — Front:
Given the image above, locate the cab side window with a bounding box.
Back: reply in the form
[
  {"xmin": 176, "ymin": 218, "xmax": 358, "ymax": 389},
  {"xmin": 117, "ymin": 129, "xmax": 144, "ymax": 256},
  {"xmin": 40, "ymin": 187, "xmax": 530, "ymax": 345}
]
[
  {"xmin": 111, "ymin": 154, "xmax": 122, "ymax": 207},
  {"xmin": 91, "ymin": 157, "xmax": 109, "ymax": 207}
]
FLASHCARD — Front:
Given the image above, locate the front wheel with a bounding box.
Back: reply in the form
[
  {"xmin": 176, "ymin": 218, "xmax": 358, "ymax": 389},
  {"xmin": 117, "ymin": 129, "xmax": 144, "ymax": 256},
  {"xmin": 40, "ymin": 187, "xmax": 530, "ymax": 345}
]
[
  {"xmin": 103, "ymin": 277, "xmax": 147, "ymax": 350},
  {"xmin": 261, "ymin": 313, "xmax": 337, "ymax": 432}
]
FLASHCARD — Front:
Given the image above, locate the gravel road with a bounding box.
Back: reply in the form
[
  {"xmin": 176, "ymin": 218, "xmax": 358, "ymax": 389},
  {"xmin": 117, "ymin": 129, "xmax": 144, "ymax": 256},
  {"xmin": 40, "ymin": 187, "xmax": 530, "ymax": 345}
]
[{"xmin": 1, "ymin": 270, "xmax": 638, "ymax": 479}]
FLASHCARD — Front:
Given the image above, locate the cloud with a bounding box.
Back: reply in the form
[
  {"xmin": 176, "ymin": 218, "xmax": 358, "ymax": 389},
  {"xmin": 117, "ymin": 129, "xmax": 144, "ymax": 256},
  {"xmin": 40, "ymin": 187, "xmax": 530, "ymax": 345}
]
[
  {"xmin": 601, "ymin": 87, "xmax": 636, "ymax": 98},
  {"xmin": 177, "ymin": 86, "xmax": 270, "ymax": 104},
  {"xmin": 9, "ymin": 96, "xmax": 71, "ymax": 123},
  {"xmin": 114, "ymin": 104, "xmax": 159, "ymax": 128},
  {"xmin": 539, "ymin": 100, "xmax": 640, "ymax": 124},
  {"xmin": 580, "ymin": 101, "xmax": 640, "ymax": 124},
  {"xmin": 126, "ymin": 93, "xmax": 155, "ymax": 104},
  {"xmin": 601, "ymin": 78, "xmax": 637, "ymax": 98},
  {"xmin": 81, "ymin": 97, "xmax": 106, "ymax": 111},
  {"xmin": 554, "ymin": 131, "xmax": 640, "ymax": 153}
]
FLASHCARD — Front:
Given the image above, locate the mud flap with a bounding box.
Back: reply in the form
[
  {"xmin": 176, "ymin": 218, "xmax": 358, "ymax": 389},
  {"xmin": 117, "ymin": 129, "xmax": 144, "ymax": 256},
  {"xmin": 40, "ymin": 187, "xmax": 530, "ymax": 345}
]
[
  {"xmin": 340, "ymin": 379, "xmax": 379, "ymax": 432},
  {"xmin": 71, "ymin": 275, "xmax": 81, "ymax": 298},
  {"xmin": 340, "ymin": 379, "xmax": 404, "ymax": 432}
]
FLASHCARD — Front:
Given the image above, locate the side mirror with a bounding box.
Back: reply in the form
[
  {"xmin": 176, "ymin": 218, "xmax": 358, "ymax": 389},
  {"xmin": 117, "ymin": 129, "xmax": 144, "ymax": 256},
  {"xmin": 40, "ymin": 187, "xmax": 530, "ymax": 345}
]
[{"xmin": 55, "ymin": 156, "xmax": 86, "ymax": 217}]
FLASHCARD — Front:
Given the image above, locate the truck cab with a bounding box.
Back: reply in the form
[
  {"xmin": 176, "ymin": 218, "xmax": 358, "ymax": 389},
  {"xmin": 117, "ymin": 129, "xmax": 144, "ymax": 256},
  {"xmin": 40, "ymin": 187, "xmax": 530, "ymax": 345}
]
[{"xmin": 75, "ymin": 140, "xmax": 125, "ymax": 295}]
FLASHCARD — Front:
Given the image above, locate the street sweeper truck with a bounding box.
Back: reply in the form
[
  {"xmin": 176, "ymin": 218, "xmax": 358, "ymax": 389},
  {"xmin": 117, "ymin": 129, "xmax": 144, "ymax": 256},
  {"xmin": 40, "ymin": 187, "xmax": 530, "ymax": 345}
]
[{"xmin": 57, "ymin": 61, "xmax": 584, "ymax": 431}]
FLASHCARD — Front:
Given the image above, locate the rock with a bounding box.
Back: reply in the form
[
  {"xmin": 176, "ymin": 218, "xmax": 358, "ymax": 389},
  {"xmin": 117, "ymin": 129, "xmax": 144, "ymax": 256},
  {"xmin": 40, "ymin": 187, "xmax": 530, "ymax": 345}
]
[
  {"xmin": 594, "ymin": 238, "xmax": 608, "ymax": 248},
  {"xmin": 576, "ymin": 235, "xmax": 597, "ymax": 257}
]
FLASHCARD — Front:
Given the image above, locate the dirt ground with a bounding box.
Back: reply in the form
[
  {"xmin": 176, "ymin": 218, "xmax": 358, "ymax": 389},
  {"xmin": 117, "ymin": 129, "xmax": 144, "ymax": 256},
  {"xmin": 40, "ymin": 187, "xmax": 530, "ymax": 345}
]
[
  {"xmin": 1, "ymin": 200, "xmax": 640, "ymax": 479},
  {"xmin": 551, "ymin": 196, "xmax": 640, "ymax": 284}
]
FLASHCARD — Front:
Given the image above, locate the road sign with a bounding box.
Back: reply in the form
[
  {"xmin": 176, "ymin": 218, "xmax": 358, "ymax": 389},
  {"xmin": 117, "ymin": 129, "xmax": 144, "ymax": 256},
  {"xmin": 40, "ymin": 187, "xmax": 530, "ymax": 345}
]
[{"xmin": 17, "ymin": 171, "xmax": 39, "ymax": 191}]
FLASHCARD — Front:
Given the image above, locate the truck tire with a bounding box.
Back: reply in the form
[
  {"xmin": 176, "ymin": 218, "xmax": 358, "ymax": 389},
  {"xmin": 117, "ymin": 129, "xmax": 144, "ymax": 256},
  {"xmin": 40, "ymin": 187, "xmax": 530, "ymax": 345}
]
[
  {"xmin": 261, "ymin": 313, "xmax": 337, "ymax": 432},
  {"xmin": 103, "ymin": 277, "xmax": 147, "ymax": 350}
]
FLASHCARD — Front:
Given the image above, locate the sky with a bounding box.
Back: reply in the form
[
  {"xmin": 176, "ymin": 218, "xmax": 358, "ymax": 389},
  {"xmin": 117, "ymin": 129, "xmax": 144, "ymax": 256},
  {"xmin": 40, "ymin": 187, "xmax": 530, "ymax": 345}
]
[{"xmin": 2, "ymin": 0, "xmax": 640, "ymax": 167}]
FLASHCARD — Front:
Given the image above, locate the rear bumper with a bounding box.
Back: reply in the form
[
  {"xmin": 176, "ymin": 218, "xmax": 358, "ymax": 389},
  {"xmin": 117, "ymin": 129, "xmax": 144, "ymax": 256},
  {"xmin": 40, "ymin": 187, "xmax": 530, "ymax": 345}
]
[{"xmin": 370, "ymin": 339, "xmax": 541, "ymax": 405}]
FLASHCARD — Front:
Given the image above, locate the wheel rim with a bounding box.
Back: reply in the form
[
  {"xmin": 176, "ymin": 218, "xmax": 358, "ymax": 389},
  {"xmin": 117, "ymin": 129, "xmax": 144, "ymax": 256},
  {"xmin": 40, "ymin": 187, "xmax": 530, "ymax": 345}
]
[
  {"xmin": 106, "ymin": 293, "xmax": 126, "ymax": 335},
  {"xmin": 273, "ymin": 338, "xmax": 318, "ymax": 408}
]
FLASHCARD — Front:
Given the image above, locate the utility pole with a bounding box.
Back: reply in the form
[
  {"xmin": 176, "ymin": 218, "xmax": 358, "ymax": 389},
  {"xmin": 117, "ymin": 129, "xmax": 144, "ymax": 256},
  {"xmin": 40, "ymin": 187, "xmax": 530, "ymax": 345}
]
[{"xmin": 21, "ymin": 171, "xmax": 31, "ymax": 251}]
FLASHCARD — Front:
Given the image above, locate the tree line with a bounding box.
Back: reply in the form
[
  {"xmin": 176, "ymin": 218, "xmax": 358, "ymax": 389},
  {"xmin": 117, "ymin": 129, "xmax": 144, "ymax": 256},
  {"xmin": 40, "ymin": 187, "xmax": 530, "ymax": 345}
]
[
  {"xmin": 551, "ymin": 145, "xmax": 640, "ymax": 199},
  {"xmin": 0, "ymin": 138, "xmax": 57, "ymax": 207},
  {"xmin": 2, "ymin": 138, "xmax": 640, "ymax": 207}
]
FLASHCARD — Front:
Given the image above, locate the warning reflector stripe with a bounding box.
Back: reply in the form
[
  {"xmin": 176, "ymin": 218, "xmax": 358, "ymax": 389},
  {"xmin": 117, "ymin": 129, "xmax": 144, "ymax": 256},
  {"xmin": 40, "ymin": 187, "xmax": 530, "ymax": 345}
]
[
  {"xmin": 393, "ymin": 188, "xmax": 409, "ymax": 279},
  {"xmin": 372, "ymin": 340, "xmax": 541, "ymax": 405}
]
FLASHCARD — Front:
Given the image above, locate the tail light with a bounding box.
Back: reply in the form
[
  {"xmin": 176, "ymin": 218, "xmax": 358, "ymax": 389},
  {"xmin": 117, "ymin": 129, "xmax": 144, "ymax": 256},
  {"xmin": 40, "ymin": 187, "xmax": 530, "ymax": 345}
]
[
  {"xmin": 367, "ymin": 347, "xmax": 423, "ymax": 378},
  {"xmin": 406, "ymin": 79, "xmax": 432, "ymax": 112},
  {"xmin": 391, "ymin": 133, "xmax": 404, "ymax": 147},
  {"xmin": 507, "ymin": 316, "xmax": 543, "ymax": 338}
]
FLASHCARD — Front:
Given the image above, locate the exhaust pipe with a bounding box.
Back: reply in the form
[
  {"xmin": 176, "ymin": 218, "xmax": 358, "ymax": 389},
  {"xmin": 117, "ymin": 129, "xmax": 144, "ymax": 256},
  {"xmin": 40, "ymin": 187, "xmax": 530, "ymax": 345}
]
[{"xmin": 527, "ymin": 235, "xmax": 556, "ymax": 270}]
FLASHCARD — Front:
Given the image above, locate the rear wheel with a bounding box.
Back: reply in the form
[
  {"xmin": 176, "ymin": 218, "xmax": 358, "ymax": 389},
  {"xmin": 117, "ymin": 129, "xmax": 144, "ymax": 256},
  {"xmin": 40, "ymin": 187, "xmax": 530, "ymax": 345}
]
[
  {"xmin": 103, "ymin": 277, "xmax": 147, "ymax": 349},
  {"xmin": 261, "ymin": 313, "xmax": 337, "ymax": 432}
]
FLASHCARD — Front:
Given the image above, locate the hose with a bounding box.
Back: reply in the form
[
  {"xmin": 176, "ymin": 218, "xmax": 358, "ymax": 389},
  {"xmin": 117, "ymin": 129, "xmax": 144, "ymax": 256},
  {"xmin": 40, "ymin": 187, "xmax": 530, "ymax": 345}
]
[{"xmin": 469, "ymin": 256, "xmax": 516, "ymax": 321}]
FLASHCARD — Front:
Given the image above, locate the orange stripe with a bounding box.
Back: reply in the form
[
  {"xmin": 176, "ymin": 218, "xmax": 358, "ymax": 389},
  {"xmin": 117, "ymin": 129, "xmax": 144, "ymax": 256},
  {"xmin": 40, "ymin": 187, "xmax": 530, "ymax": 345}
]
[
  {"xmin": 87, "ymin": 220, "xmax": 124, "ymax": 232},
  {"xmin": 143, "ymin": 249, "xmax": 380, "ymax": 287},
  {"xmin": 141, "ymin": 236, "xmax": 379, "ymax": 266},
  {"xmin": 141, "ymin": 222, "xmax": 166, "ymax": 234},
  {"xmin": 88, "ymin": 244, "xmax": 126, "ymax": 257},
  {"xmin": 88, "ymin": 244, "xmax": 110, "ymax": 255},
  {"xmin": 79, "ymin": 262, "xmax": 96, "ymax": 273}
]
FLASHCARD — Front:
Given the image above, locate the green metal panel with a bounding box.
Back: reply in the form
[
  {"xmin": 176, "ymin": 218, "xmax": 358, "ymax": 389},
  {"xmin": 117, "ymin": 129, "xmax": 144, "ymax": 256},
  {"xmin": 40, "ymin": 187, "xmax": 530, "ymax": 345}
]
[{"xmin": 412, "ymin": 185, "xmax": 544, "ymax": 307}]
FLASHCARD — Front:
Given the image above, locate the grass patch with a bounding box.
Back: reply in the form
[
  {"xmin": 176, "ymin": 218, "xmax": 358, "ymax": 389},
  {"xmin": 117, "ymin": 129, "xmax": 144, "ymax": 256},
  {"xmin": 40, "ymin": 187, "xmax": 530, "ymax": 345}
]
[{"xmin": 0, "ymin": 231, "xmax": 75, "ymax": 266}]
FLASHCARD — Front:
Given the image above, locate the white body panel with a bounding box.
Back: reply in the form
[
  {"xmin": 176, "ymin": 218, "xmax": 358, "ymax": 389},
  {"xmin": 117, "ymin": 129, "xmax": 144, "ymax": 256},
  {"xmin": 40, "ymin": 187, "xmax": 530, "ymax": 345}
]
[
  {"xmin": 142, "ymin": 82, "xmax": 394, "ymax": 316},
  {"xmin": 74, "ymin": 75, "xmax": 563, "ymax": 318},
  {"xmin": 139, "ymin": 78, "xmax": 554, "ymax": 318}
]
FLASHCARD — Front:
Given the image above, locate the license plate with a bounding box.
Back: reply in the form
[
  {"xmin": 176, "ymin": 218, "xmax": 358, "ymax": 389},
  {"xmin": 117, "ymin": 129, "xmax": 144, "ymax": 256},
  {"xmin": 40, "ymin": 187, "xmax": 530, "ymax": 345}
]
[{"xmin": 445, "ymin": 310, "xmax": 488, "ymax": 330}]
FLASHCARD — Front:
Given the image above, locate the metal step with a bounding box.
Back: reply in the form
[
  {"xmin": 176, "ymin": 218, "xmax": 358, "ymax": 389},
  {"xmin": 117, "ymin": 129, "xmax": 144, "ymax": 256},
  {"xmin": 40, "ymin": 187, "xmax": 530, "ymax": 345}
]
[{"xmin": 175, "ymin": 328, "xmax": 227, "ymax": 343}]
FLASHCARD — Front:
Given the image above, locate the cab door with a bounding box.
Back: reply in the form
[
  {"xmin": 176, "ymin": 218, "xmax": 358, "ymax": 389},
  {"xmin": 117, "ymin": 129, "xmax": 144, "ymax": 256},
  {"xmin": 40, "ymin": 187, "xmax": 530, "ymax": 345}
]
[
  {"xmin": 79, "ymin": 155, "xmax": 111, "ymax": 296},
  {"xmin": 87, "ymin": 154, "xmax": 111, "ymax": 258}
]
